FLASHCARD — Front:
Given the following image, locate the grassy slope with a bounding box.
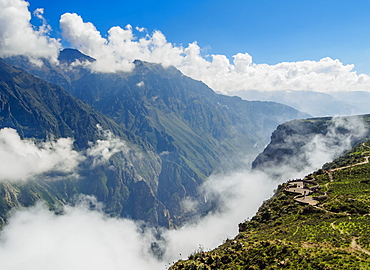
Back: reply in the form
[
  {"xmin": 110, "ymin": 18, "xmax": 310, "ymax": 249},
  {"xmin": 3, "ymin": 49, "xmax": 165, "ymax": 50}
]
[{"xmin": 170, "ymin": 141, "xmax": 370, "ymax": 269}]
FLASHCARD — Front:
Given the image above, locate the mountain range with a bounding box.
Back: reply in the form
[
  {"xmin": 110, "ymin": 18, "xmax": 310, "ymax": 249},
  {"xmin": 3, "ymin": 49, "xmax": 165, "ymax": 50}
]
[
  {"xmin": 230, "ymin": 89, "xmax": 370, "ymax": 117},
  {"xmin": 0, "ymin": 50, "xmax": 309, "ymax": 227}
]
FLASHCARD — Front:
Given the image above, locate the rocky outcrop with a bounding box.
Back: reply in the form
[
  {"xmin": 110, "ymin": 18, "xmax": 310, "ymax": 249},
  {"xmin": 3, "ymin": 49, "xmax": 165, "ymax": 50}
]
[{"xmin": 252, "ymin": 116, "xmax": 370, "ymax": 173}]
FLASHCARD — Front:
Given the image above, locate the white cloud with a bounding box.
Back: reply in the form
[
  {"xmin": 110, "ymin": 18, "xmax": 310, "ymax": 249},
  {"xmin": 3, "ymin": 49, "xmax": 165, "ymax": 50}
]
[
  {"xmin": 86, "ymin": 125, "xmax": 130, "ymax": 167},
  {"xmin": 0, "ymin": 0, "xmax": 60, "ymax": 63},
  {"xmin": 180, "ymin": 51, "xmax": 370, "ymax": 94},
  {"xmin": 0, "ymin": 170, "xmax": 278, "ymax": 270},
  {"xmin": 59, "ymin": 13, "xmax": 183, "ymax": 73},
  {"xmin": 0, "ymin": 128, "xmax": 83, "ymax": 182},
  {"xmin": 162, "ymin": 169, "xmax": 278, "ymax": 260},
  {"xmin": 136, "ymin": 81, "xmax": 145, "ymax": 87},
  {"xmin": 257, "ymin": 116, "xmax": 368, "ymax": 177},
  {"xmin": 0, "ymin": 125, "xmax": 138, "ymax": 182}
]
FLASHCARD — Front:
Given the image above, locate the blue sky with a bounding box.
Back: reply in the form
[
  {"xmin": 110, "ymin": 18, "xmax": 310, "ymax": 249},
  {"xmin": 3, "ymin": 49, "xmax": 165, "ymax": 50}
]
[{"xmin": 27, "ymin": 0, "xmax": 370, "ymax": 74}]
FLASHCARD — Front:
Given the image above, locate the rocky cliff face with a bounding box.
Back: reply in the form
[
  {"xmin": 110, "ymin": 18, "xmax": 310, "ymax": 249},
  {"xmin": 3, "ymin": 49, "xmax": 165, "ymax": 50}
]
[{"xmin": 252, "ymin": 115, "xmax": 370, "ymax": 174}]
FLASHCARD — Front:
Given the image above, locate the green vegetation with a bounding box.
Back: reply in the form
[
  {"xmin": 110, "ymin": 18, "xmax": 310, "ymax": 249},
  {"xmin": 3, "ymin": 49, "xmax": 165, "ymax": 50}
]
[{"xmin": 170, "ymin": 141, "xmax": 370, "ymax": 269}]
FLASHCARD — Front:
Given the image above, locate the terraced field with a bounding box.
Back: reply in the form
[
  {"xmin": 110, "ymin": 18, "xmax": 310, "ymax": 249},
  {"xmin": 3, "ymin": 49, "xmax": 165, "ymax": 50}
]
[{"xmin": 170, "ymin": 141, "xmax": 370, "ymax": 269}]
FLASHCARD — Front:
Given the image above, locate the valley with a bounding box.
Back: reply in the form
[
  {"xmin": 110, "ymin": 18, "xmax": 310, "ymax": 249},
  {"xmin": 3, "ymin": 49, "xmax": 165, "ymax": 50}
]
[{"xmin": 1, "ymin": 1, "xmax": 370, "ymax": 269}]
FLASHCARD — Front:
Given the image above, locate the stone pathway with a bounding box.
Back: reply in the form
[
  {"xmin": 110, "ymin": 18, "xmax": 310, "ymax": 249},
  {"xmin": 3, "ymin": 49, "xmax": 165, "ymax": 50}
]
[
  {"xmin": 285, "ymin": 180, "xmax": 319, "ymax": 206},
  {"xmin": 294, "ymin": 194, "xmax": 318, "ymax": 205}
]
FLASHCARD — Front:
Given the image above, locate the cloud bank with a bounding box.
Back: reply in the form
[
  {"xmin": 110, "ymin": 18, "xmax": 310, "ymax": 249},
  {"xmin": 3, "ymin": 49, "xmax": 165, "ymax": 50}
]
[
  {"xmin": 0, "ymin": 171, "xmax": 278, "ymax": 270},
  {"xmin": 1, "ymin": 0, "xmax": 370, "ymax": 93},
  {"xmin": 0, "ymin": 201, "xmax": 163, "ymax": 270},
  {"xmin": 303, "ymin": 116, "xmax": 368, "ymax": 169}
]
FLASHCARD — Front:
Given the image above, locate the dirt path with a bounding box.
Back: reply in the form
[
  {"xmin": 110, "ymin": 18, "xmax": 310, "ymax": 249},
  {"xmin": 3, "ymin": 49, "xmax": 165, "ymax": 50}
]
[
  {"xmin": 294, "ymin": 195, "xmax": 318, "ymax": 205},
  {"xmin": 325, "ymin": 156, "xmax": 369, "ymax": 188},
  {"xmin": 351, "ymin": 238, "xmax": 370, "ymax": 256},
  {"xmin": 328, "ymin": 156, "xmax": 370, "ymax": 173},
  {"xmin": 330, "ymin": 218, "xmax": 370, "ymax": 255},
  {"xmin": 330, "ymin": 221, "xmax": 345, "ymax": 234},
  {"xmin": 285, "ymin": 181, "xmax": 318, "ymax": 206}
]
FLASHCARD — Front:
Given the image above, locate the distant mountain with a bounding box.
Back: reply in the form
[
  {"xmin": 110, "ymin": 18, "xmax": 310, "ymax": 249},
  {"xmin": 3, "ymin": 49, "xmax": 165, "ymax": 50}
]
[
  {"xmin": 2, "ymin": 51, "xmax": 309, "ymax": 227},
  {"xmin": 171, "ymin": 140, "xmax": 370, "ymax": 269},
  {"xmin": 230, "ymin": 89, "xmax": 370, "ymax": 117}
]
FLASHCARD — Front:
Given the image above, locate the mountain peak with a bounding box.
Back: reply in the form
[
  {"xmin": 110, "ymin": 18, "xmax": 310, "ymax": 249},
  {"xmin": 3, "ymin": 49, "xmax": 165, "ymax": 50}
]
[{"xmin": 58, "ymin": 48, "xmax": 96, "ymax": 64}]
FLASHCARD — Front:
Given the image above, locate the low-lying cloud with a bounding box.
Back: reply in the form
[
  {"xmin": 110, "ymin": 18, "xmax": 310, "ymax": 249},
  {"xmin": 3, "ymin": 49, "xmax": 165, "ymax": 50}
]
[
  {"xmin": 1, "ymin": 0, "xmax": 370, "ymax": 93},
  {"xmin": 86, "ymin": 125, "xmax": 131, "ymax": 167},
  {"xmin": 0, "ymin": 128, "xmax": 82, "ymax": 182},
  {"xmin": 256, "ymin": 116, "xmax": 368, "ymax": 178},
  {"xmin": 0, "ymin": 171, "xmax": 278, "ymax": 270},
  {"xmin": 0, "ymin": 117, "xmax": 367, "ymax": 269},
  {"xmin": 303, "ymin": 116, "xmax": 367, "ymax": 170},
  {"xmin": 0, "ymin": 200, "xmax": 163, "ymax": 270},
  {"xmin": 0, "ymin": 125, "xmax": 132, "ymax": 182}
]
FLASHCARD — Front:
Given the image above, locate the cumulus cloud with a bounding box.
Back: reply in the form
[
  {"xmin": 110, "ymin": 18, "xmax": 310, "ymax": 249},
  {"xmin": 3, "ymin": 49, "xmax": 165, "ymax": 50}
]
[
  {"xmin": 0, "ymin": 0, "xmax": 60, "ymax": 64},
  {"xmin": 180, "ymin": 51, "xmax": 370, "ymax": 94},
  {"xmin": 59, "ymin": 13, "xmax": 183, "ymax": 73},
  {"xmin": 56, "ymin": 12, "xmax": 370, "ymax": 93},
  {"xmin": 0, "ymin": 128, "xmax": 83, "ymax": 182}
]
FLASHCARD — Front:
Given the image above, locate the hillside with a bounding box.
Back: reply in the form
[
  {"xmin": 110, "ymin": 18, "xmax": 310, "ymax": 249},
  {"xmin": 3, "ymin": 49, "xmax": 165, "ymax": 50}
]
[{"xmin": 170, "ymin": 140, "xmax": 370, "ymax": 269}]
